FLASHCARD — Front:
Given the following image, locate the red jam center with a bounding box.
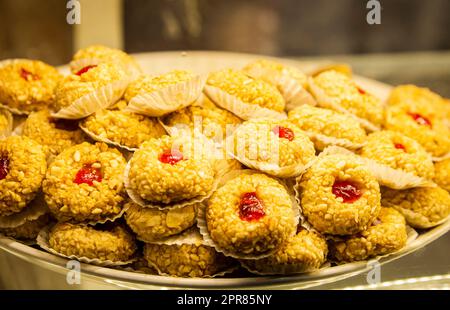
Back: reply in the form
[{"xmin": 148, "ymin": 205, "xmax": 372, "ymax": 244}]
[
  {"xmin": 332, "ymin": 180, "xmax": 362, "ymax": 203},
  {"xmin": 356, "ymin": 86, "xmax": 366, "ymax": 95},
  {"xmin": 408, "ymin": 113, "xmax": 432, "ymax": 127},
  {"xmin": 394, "ymin": 143, "xmax": 407, "ymax": 152},
  {"xmin": 272, "ymin": 125, "xmax": 295, "ymax": 141},
  {"xmin": 75, "ymin": 65, "xmax": 97, "ymax": 76},
  {"xmin": 0, "ymin": 156, "xmax": 9, "ymax": 180},
  {"xmin": 158, "ymin": 149, "xmax": 184, "ymax": 165},
  {"xmin": 239, "ymin": 192, "xmax": 265, "ymax": 221},
  {"xmin": 49, "ymin": 118, "xmax": 79, "ymax": 131},
  {"xmin": 20, "ymin": 68, "xmax": 39, "ymax": 81},
  {"xmin": 74, "ymin": 163, "xmax": 102, "ymax": 186}
]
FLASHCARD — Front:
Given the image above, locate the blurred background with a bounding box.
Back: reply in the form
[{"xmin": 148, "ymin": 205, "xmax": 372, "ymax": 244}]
[{"xmin": 0, "ymin": 0, "xmax": 449, "ymax": 92}]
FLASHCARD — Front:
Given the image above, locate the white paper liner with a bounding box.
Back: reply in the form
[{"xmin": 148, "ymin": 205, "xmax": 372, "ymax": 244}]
[
  {"xmin": 243, "ymin": 64, "xmax": 317, "ymax": 111},
  {"xmin": 157, "ymin": 118, "xmax": 240, "ymax": 178},
  {"xmin": 225, "ymin": 131, "xmax": 313, "ymax": 179},
  {"xmin": 319, "ymin": 145, "xmax": 436, "ymax": 190},
  {"xmin": 204, "ymin": 85, "xmax": 287, "ymax": 121},
  {"xmin": 70, "ymin": 58, "xmax": 142, "ymax": 81},
  {"xmin": 305, "ymin": 131, "xmax": 366, "ymax": 150},
  {"xmin": 0, "ymin": 108, "xmax": 13, "ymax": 139},
  {"xmin": 51, "ymin": 79, "xmax": 129, "ymax": 119},
  {"xmin": 0, "ymin": 103, "xmax": 30, "ymax": 116},
  {"xmin": 36, "ymin": 224, "xmax": 137, "ymax": 267},
  {"xmin": 11, "ymin": 121, "xmax": 24, "ymax": 136},
  {"xmin": 361, "ymin": 157, "xmax": 436, "ymax": 190},
  {"xmin": 281, "ymin": 76, "xmax": 317, "ymax": 112},
  {"xmin": 432, "ymin": 152, "xmax": 450, "ymax": 162},
  {"xmin": 157, "ymin": 117, "xmax": 188, "ymax": 137},
  {"xmin": 142, "ymin": 226, "xmax": 204, "ymax": 246},
  {"xmin": 390, "ymin": 207, "xmax": 450, "ymax": 230},
  {"xmin": 330, "ymin": 225, "xmax": 419, "ymax": 265},
  {"xmin": 125, "ymin": 75, "xmax": 207, "ymax": 117},
  {"xmin": 79, "ymin": 124, "xmax": 137, "ymax": 152},
  {"xmin": 0, "ymin": 193, "xmax": 49, "ymax": 229},
  {"xmin": 292, "ymin": 146, "xmax": 374, "ymax": 233},
  {"xmin": 85, "ymin": 203, "xmax": 130, "ymax": 226},
  {"xmin": 142, "ymin": 226, "xmax": 239, "ymax": 278},
  {"xmin": 124, "ymin": 158, "xmax": 220, "ymax": 211},
  {"xmin": 308, "ymin": 77, "xmax": 381, "ymax": 132},
  {"xmin": 0, "ymin": 59, "xmax": 45, "ymax": 115},
  {"xmin": 196, "ymin": 169, "xmax": 300, "ymax": 260}
]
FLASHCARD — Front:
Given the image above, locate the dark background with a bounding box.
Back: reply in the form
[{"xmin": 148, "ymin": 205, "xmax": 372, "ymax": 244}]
[{"xmin": 0, "ymin": 0, "xmax": 449, "ymax": 65}]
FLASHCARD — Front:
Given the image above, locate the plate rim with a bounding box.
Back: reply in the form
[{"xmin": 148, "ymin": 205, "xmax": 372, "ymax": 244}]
[{"xmin": 1, "ymin": 50, "xmax": 447, "ymax": 289}]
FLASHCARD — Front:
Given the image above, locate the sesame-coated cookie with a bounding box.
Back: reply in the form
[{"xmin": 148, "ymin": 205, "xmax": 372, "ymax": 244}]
[
  {"xmin": 329, "ymin": 207, "xmax": 407, "ymax": 262},
  {"xmin": 207, "ymin": 69, "xmax": 285, "ymax": 112},
  {"xmin": 81, "ymin": 108, "xmax": 165, "ymax": 149},
  {"xmin": 243, "ymin": 59, "xmax": 309, "ymax": 90},
  {"xmin": 288, "ymin": 105, "xmax": 366, "ymax": 150},
  {"xmin": 163, "ymin": 102, "xmax": 242, "ymax": 140},
  {"xmin": 124, "ymin": 70, "xmax": 195, "ymax": 102},
  {"xmin": 49, "ymin": 222, "xmax": 137, "ymax": 262},
  {"xmin": 381, "ymin": 186, "xmax": 450, "ymax": 229},
  {"xmin": 240, "ymin": 229, "xmax": 328, "ymax": 275},
  {"xmin": 0, "ymin": 60, "xmax": 61, "ymax": 113},
  {"xmin": 43, "ymin": 142, "xmax": 126, "ymax": 222},
  {"xmin": 206, "ymin": 173, "xmax": 296, "ymax": 258},
  {"xmin": 22, "ymin": 109, "xmax": 86, "ymax": 158},
  {"xmin": 125, "ymin": 201, "xmax": 197, "ymax": 241},
  {"xmin": 72, "ymin": 45, "xmax": 141, "ymax": 76},
  {"xmin": 388, "ymin": 85, "xmax": 448, "ymax": 120},
  {"xmin": 311, "ymin": 70, "xmax": 384, "ymax": 127},
  {"xmin": 434, "ymin": 159, "xmax": 450, "ymax": 192},
  {"xmin": 143, "ymin": 243, "xmax": 234, "ymax": 278},
  {"xmin": 385, "ymin": 106, "xmax": 450, "ymax": 157},
  {"xmin": 230, "ymin": 118, "xmax": 315, "ymax": 176},
  {"xmin": 53, "ymin": 62, "xmax": 128, "ymax": 112},
  {"xmin": 360, "ymin": 130, "xmax": 434, "ymax": 179},
  {"xmin": 127, "ymin": 135, "xmax": 215, "ymax": 205},
  {"xmin": 299, "ymin": 154, "xmax": 381, "ymax": 235},
  {"xmin": 0, "ymin": 136, "xmax": 47, "ymax": 216}
]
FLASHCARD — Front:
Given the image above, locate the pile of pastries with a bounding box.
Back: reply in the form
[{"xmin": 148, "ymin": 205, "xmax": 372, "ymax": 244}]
[{"xmin": 0, "ymin": 46, "xmax": 449, "ymax": 278}]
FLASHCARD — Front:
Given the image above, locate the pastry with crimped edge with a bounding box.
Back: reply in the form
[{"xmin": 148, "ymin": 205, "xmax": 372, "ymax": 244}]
[
  {"xmin": 228, "ymin": 118, "xmax": 315, "ymax": 178},
  {"xmin": 298, "ymin": 153, "xmax": 381, "ymax": 235},
  {"xmin": 43, "ymin": 142, "xmax": 127, "ymax": 223},
  {"xmin": 288, "ymin": 105, "xmax": 366, "ymax": 150},
  {"xmin": 205, "ymin": 172, "xmax": 297, "ymax": 258},
  {"xmin": 0, "ymin": 59, "xmax": 61, "ymax": 114},
  {"xmin": 240, "ymin": 229, "xmax": 328, "ymax": 275},
  {"xmin": 329, "ymin": 207, "xmax": 408, "ymax": 262},
  {"xmin": 0, "ymin": 136, "xmax": 47, "ymax": 216},
  {"xmin": 124, "ymin": 201, "xmax": 197, "ymax": 242},
  {"xmin": 360, "ymin": 130, "xmax": 435, "ymax": 180},
  {"xmin": 47, "ymin": 222, "xmax": 137, "ymax": 263},
  {"xmin": 81, "ymin": 101, "xmax": 166, "ymax": 151},
  {"xmin": 385, "ymin": 106, "xmax": 450, "ymax": 158},
  {"xmin": 22, "ymin": 109, "xmax": 86, "ymax": 159},
  {"xmin": 125, "ymin": 135, "xmax": 216, "ymax": 208},
  {"xmin": 205, "ymin": 68, "xmax": 286, "ymax": 120},
  {"xmin": 381, "ymin": 186, "xmax": 450, "ymax": 229},
  {"xmin": 309, "ymin": 70, "xmax": 384, "ymax": 131},
  {"xmin": 242, "ymin": 59, "xmax": 316, "ymax": 111}
]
